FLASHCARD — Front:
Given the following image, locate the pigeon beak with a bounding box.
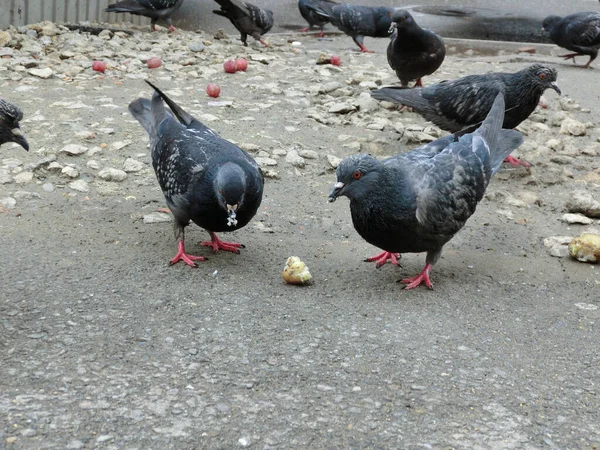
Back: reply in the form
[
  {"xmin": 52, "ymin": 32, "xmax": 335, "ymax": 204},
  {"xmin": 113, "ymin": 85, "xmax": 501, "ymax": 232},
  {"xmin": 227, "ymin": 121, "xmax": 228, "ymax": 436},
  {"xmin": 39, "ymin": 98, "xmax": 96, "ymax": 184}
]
[
  {"xmin": 550, "ymin": 82, "xmax": 561, "ymax": 95},
  {"xmin": 388, "ymin": 22, "xmax": 397, "ymax": 34},
  {"xmin": 328, "ymin": 181, "xmax": 345, "ymax": 202},
  {"xmin": 11, "ymin": 127, "xmax": 29, "ymax": 151}
]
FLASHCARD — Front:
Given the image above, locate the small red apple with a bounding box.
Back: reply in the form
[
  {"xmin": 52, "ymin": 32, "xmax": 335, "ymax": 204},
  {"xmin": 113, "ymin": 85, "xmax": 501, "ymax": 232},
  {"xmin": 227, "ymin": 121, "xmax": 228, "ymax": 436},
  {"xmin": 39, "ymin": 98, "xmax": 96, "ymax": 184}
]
[
  {"xmin": 147, "ymin": 57, "xmax": 162, "ymax": 69},
  {"xmin": 92, "ymin": 61, "xmax": 107, "ymax": 73},
  {"xmin": 330, "ymin": 55, "xmax": 342, "ymax": 66},
  {"xmin": 235, "ymin": 58, "xmax": 248, "ymax": 72},
  {"xmin": 223, "ymin": 59, "xmax": 237, "ymax": 73},
  {"xmin": 206, "ymin": 83, "xmax": 221, "ymax": 98}
]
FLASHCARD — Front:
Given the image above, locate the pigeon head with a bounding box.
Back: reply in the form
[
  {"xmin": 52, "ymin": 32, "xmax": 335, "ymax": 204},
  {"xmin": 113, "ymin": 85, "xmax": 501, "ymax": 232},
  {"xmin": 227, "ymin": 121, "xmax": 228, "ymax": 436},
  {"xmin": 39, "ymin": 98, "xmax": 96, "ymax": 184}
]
[
  {"xmin": 389, "ymin": 9, "xmax": 415, "ymax": 33},
  {"xmin": 542, "ymin": 15, "xmax": 561, "ymax": 32},
  {"xmin": 329, "ymin": 154, "xmax": 384, "ymax": 203},
  {"xmin": 215, "ymin": 162, "xmax": 247, "ymax": 227},
  {"xmin": 0, "ymin": 99, "xmax": 29, "ymax": 151},
  {"xmin": 523, "ymin": 64, "xmax": 561, "ymax": 95}
]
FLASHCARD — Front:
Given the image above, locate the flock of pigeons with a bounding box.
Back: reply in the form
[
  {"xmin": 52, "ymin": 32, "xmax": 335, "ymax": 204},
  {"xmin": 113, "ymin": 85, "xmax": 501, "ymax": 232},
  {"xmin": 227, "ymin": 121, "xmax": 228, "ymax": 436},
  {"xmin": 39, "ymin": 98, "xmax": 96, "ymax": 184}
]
[{"xmin": 1, "ymin": 1, "xmax": 600, "ymax": 289}]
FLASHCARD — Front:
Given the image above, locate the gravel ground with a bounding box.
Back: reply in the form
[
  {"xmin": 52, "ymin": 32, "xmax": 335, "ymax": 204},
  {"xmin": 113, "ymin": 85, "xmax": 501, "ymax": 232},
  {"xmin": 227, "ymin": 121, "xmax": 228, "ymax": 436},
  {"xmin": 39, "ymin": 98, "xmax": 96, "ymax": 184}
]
[{"xmin": 1, "ymin": 23, "xmax": 600, "ymax": 449}]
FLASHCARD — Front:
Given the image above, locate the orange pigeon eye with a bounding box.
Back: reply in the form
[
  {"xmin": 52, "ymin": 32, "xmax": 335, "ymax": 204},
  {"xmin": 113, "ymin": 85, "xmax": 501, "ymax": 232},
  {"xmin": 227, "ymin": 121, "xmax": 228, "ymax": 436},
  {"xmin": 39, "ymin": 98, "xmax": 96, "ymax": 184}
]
[
  {"xmin": 539, "ymin": 73, "xmax": 547, "ymax": 80},
  {"xmin": 352, "ymin": 171, "xmax": 362, "ymax": 180}
]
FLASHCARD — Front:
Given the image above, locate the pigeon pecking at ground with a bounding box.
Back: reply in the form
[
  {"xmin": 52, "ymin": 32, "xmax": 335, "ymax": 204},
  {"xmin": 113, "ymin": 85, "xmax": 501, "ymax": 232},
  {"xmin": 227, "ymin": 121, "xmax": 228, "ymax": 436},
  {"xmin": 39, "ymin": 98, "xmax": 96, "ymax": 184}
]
[
  {"xmin": 304, "ymin": 2, "xmax": 395, "ymax": 52},
  {"xmin": 213, "ymin": 0, "xmax": 274, "ymax": 47},
  {"xmin": 329, "ymin": 93, "xmax": 523, "ymax": 290},
  {"xmin": 298, "ymin": 0, "xmax": 338, "ymax": 37},
  {"xmin": 387, "ymin": 9, "xmax": 446, "ymax": 87},
  {"xmin": 542, "ymin": 12, "xmax": 600, "ymax": 69},
  {"xmin": 105, "ymin": 0, "xmax": 184, "ymax": 32},
  {"xmin": 129, "ymin": 81, "xmax": 264, "ymax": 267},
  {"xmin": 0, "ymin": 98, "xmax": 29, "ymax": 151},
  {"xmin": 371, "ymin": 64, "xmax": 560, "ymax": 167}
]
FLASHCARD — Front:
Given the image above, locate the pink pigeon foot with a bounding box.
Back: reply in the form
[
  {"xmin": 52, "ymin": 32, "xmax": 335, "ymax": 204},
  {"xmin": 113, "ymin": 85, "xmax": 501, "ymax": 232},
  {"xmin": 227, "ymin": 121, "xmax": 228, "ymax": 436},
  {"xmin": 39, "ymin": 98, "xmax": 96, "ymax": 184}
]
[
  {"xmin": 359, "ymin": 44, "xmax": 374, "ymax": 53},
  {"xmin": 299, "ymin": 27, "xmax": 310, "ymax": 32},
  {"xmin": 400, "ymin": 263, "xmax": 433, "ymax": 290},
  {"xmin": 365, "ymin": 251, "xmax": 400, "ymax": 269},
  {"xmin": 170, "ymin": 240, "xmax": 207, "ymax": 267},
  {"xmin": 201, "ymin": 232, "xmax": 244, "ymax": 254},
  {"xmin": 503, "ymin": 155, "xmax": 531, "ymax": 168}
]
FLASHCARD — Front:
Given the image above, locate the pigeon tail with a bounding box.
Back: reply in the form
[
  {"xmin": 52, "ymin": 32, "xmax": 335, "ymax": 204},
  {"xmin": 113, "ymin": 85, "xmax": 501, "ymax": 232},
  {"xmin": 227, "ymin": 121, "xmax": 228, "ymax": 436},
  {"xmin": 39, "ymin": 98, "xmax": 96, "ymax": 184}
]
[
  {"xmin": 145, "ymin": 80, "xmax": 194, "ymax": 126},
  {"xmin": 370, "ymin": 87, "xmax": 431, "ymax": 111}
]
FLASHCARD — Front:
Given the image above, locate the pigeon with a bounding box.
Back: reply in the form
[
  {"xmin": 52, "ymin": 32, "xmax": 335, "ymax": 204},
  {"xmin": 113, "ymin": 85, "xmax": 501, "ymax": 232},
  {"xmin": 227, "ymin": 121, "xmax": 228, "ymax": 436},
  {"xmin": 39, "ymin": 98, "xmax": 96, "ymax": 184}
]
[
  {"xmin": 298, "ymin": 0, "xmax": 338, "ymax": 37},
  {"xmin": 542, "ymin": 12, "xmax": 600, "ymax": 68},
  {"xmin": 212, "ymin": 0, "xmax": 274, "ymax": 47},
  {"xmin": 304, "ymin": 2, "xmax": 395, "ymax": 52},
  {"xmin": 0, "ymin": 98, "xmax": 29, "ymax": 151},
  {"xmin": 329, "ymin": 93, "xmax": 523, "ymax": 290},
  {"xmin": 105, "ymin": 0, "xmax": 184, "ymax": 32},
  {"xmin": 128, "ymin": 81, "xmax": 264, "ymax": 267},
  {"xmin": 371, "ymin": 64, "xmax": 560, "ymax": 167},
  {"xmin": 387, "ymin": 9, "xmax": 446, "ymax": 87}
]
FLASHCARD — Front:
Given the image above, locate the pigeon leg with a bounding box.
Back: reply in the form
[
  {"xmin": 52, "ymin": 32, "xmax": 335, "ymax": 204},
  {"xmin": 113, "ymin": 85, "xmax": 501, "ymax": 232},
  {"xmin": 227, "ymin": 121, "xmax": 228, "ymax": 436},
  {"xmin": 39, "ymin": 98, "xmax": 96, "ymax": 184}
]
[
  {"xmin": 170, "ymin": 240, "xmax": 207, "ymax": 267},
  {"xmin": 365, "ymin": 251, "xmax": 400, "ymax": 269},
  {"xmin": 503, "ymin": 155, "xmax": 532, "ymax": 168},
  {"xmin": 559, "ymin": 52, "xmax": 579, "ymax": 63},
  {"xmin": 583, "ymin": 55, "xmax": 596, "ymax": 69},
  {"xmin": 168, "ymin": 25, "xmax": 176, "ymax": 32},
  {"xmin": 400, "ymin": 263, "xmax": 433, "ymax": 290},
  {"xmin": 316, "ymin": 30, "xmax": 325, "ymax": 38},
  {"xmin": 299, "ymin": 27, "xmax": 310, "ymax": 32},
  {"xmin": 358, "ymin": 44, "xmax": 374, "ymax": 53},
  {"xmin": 413, "ymin": 78, "xmax": 423, "ymax": 87},
  {"xmin": 201, "ymin": 232, "xmax": 245, "ymax": 254},
  {"xmin": 259, "ymin": 38, "xmax": 270, "ymax": 47}
]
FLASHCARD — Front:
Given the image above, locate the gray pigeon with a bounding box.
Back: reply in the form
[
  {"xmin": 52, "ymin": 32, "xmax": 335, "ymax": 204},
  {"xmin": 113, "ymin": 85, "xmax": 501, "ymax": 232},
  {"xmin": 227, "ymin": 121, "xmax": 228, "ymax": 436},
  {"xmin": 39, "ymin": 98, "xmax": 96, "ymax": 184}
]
[
  {"xmin": 105, "ymin": 0, "xmax": 184, "ymax": 32},
  {"xmin": 213, "ymin": 0, "xmax": 274, "ymax": 47},
  {"xmin": 304, "ymin": 2, "xmax": 395, "ymax": 52},
  {"xmin": 387, "ymin": 9, "xmax": 445, "ymax": 87},
  {"xmin": 329, "ymin": 93, "xmax": 523, "ymax": 290},
  {"xmin": 129, "ymin": 81, "xmax": 264, "ymax": 267},
  {"xmin": 298, "ymin": 0, "xmax": 338, "ymax": 37},
  {"xmin": 371, "ymin": 64, "xmax": 560, "ymax": 167},
  {"xmin": 542, "ymin": 12, "xmax": 600, "ymax": 68},
  {"xmin": 0, "ymin": 98, "xmax": 28, "ymax": 151}
]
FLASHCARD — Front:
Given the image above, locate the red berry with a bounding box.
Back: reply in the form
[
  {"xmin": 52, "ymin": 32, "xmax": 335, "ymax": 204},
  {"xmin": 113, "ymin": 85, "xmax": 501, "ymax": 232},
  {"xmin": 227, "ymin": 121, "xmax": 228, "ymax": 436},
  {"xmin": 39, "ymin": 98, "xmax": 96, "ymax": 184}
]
[
  {"xmin": 147, "ymin": 57, "xmax": 162, "ymax": 69},
  {"xmin": 206, "ymin": 83, "xmax": 221, "ymax": 98},
  {"xmin": 235, "ymin": 58, "xmax": 248, "ymax": 72},
  {"xmin": 223, "ymin": 59, "xmax": 237, "ymax": 73},
  {"xmin": 330, "ymin": 55, "xmax": 342, "ymax": 66},
  {"xmin": 92, "ymin": 61, "xmax": 106, "ymax": 73}
]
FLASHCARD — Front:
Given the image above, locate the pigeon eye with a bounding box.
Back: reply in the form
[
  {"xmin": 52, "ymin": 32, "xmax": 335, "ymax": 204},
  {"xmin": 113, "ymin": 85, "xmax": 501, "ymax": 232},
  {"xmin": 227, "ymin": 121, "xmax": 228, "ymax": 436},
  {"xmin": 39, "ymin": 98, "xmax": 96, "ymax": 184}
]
[
  {"xmin": 352, "ymin": 171, "xmax": 362, "ymax": 180},
  {"xmin": 539, "ymin": 73, "xmax": 546, "ymax": 80}
]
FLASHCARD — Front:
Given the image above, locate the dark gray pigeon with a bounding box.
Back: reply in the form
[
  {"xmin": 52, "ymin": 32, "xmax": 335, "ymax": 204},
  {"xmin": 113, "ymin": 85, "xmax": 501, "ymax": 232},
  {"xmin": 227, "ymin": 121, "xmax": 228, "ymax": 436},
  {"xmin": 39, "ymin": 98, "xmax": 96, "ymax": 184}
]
[
  {"xmin": 105, "ymin": 0, "xmax": 184, "ymax": 32},
  {"xmin": 0, "ymin": 98, "xmax": 28, "ymax": 151},
  {"xmin": 213, "ymin": 0, "xmax": 274, "ymax": 47},
  {"xmin": 387, "ymin": 9, "xmax": 445, "ymax": 87},
  {"xmin": 329, "ymin": 93, "xmax": 523, "ymax": 290},
  {"xmin": 542, "ymin": 12, "xmax": 600, "ymax": 68},
  {"xmin": 371, "ymin": 64, "xmax": 560, "ymax": 167},
  {"xmin": 304, "ymin": 2, "xmax": 394, "ymax": 52},
  {"xmin": 298, "ymin": 0, "xmax": 338, "ymax": 37},
  {"xmin": 129, "ymin": 81, "xmax": 264, "ymax": 267}
]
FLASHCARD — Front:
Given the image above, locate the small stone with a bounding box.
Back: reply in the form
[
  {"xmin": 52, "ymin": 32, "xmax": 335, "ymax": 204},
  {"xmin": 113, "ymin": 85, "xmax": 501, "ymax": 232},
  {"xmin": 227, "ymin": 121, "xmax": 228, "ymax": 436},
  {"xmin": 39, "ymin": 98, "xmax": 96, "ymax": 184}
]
[
  {"xmin": 6, "ymin": 437, "xmax": 18, "ymax": 444},
  {"xmin": 560, "ymin": 118, "xmax": 586, "ymax": 136},
  {"xmin": 188, "ymin": 40, "xmax": 205, "ymax": 52},
  {"xmin": 13, "ymin": 171, "xmax": 33, "ymax": 184},
  {"xmin": 326, "ymin": 154, "xmax": 341, "ymax": 169},
  {"xmin": 355, "ymin": 92, "xmax": 379, "ymax": 112},
  {"xmin": 98, "ymin": 29, "xmax": 113, "ymax": 40},
  {"xmin": 61, "ymin": 166, "xmax": 79, "ymax": 178},
  {"xmin": 69, "ymin": 180, "xmax": 89, "ymax": 192},
  {"xmin": 568, "ymin": 234, "xmax": 600, "ymax": 263},
  {"xmin": 328, "ymin": 102, "xmax": 355, "ymax": 114},
  {"xmin": 28, "ymin": 67, "xmax": 54, "ymax": 79},
  {"xmin": 261, "ymin": 168, "xmax": 280, "ymax": 179},
  {"xmin": 60, "ymin": 144, "xmax": 88, "ymax": 156},
  {"xmin": 318, "ymin": 81, "xmax": 342, "ymax": 94},
  {"xmin": 298, "ymin": 149, "xmax": 318, "ymax": 159},
  {"xmin": 0, "ymin": 197, "xmax": 16, "ymax": 208},
  {"xmin": 543, "ymin": 236, "xmax": 573, "ymax": 258},
  {"xmin": 546, "ymin": 138, "xmax": 563, "ymax": 151},
  {"xmin": 285, "ymin": 150, "xmax": 306, "ymax": 168},
  {"xmin": 98, "ymin": 168, "xmax": 128, "ymax": 182},
  {"xmin": 255, "ymin": 157, "xmax": 277, "ymax": 167},
  {"xmin": 239, "ymin": 143, "xmax": 260, "ymax": 153},
  {"xmin": 566, "ymin": 190, "xmax": 600, "ymax": 218},
  {"xmin": 123, "ymin": 158, "xmax": 145, "ymax": 172},
  {"xmin": 561, "ymin": 213, "xmax": 594, "ymax": 225},
  {"xmin": 13, "ymin": 191, "xmax": 42, "ymax": 200},
  {"xmin": 87, "ymin": 160, "xmax": 101, "ymax": 170},
  {"xmin": 42, "ymin": 182, "xmax": 54, "ymax": 192},
  {"xmin": 143, "ymin": 212, "xmax": 172, "ymax": 224}
]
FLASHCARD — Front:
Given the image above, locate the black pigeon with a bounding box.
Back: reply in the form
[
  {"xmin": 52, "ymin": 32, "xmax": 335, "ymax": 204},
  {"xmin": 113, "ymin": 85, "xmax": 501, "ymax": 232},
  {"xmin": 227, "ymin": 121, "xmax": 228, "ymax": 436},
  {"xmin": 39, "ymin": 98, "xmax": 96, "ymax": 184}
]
[
  {"xmin": 371, "ymin": 64, "xmax": 560, "ymax": 167},
  {"xmin": 0, "ymin": 98, "xmax": 28, "ymax": 151},
  {"xmin": 542, "ymin": 12, "xmax": 600, "ymax": 68},
  {"xmin": 212, "ymin": 0, "xmax": 274, "ymax": 47},
  {"xmin": 329, "ymin": 93, "xmax": 523, "ymax": 290},
  {"xmin": 105, "ymin": 0, "xmax": 184, "ymax": 32},
  {"xmin": 304, "ymin": 2, "xmax": 395, "ymax": 52},
  {"xmin": 129, "ymin": 81, "xmax": 264, "ymax": 267},
  {"xmin": 387, "ymin": 9, "xmax": 445, "ymax": 87},
  {"xmin": 298, "ymin": 0, "xmax": 338, "ymax": 37}
]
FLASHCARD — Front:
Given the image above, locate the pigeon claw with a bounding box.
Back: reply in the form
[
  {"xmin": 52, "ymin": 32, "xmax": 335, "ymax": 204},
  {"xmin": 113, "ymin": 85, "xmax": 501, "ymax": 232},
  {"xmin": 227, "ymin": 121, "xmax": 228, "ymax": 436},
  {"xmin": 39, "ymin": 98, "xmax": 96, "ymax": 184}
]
[
  {"xmin": 170, "ymin": 241, "xmax": 207, "ymax": 267},
  {"xmin": 202, "ymin": 233, "xmax": 245, "ymax": 254},
  {"xmin": 168, "ymin": 25, "xmax": 177, "ymax": 32},
  {"xmin": 400, "ymin": 263, "xmax": 433, "ymax": 290},
  {"xmin": 503, "ymin": 155, "xmax": 531, "ymax": 168},
  {"xmin": 359, "ymin": 45, "xmax": 374, "ymax": 53},
  {"xmin": 365, "ymin": 251, "xmax": 401, "ymax": 269},
  {"xmin": 413, "ymin": 78, "xmax": 423, "ymax": 87},
  {"xmin": 299, "ymin": 27, "xmax": 310, "ymax": 32},
  {"xmin": 316, "ymin": 31, "xmax": 325, "ymax": 38}
]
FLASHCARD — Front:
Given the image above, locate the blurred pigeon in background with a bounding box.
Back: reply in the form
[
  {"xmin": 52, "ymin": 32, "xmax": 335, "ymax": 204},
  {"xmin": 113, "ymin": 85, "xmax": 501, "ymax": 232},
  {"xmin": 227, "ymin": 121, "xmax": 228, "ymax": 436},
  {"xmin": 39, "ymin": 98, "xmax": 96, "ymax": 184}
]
[
  {"xmin": 329, "ymin": 93, "xmax": 523, "ymax": 290},
  {"xmin": 213, "ymin": 0, "xmax": 274, "ymax": 46},
  {"xmin": 0, "ymin": 98, "xmax": 28, "ymax": 151},
  {"xmin": 105, "ymin": 0, "xmax": 184, "ymax": 32},
  {"xmin": 298, "ymin": 0, "xmax": 338, "ymax": 37},
  {"xmin": 542, "ymin": 12, "xmax": 600, "ymax": 68}
]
